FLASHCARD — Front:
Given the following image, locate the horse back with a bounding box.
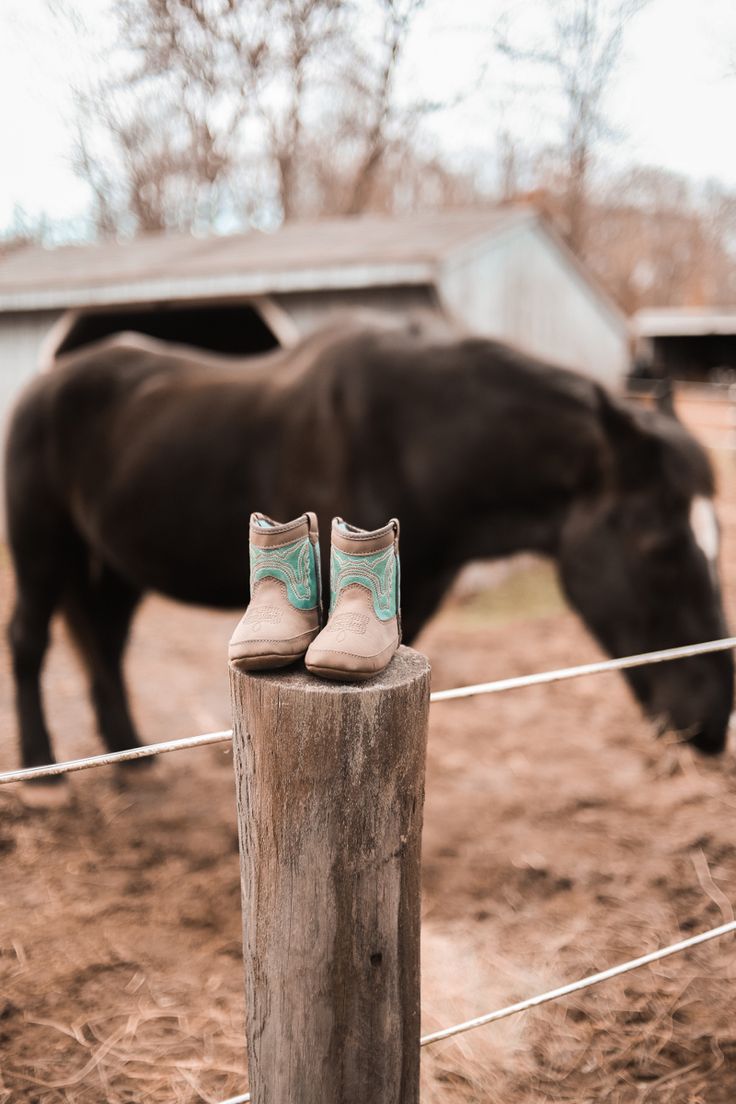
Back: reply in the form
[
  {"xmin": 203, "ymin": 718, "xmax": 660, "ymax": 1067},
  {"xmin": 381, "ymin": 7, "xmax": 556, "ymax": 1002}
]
[{"xmin": 4, "ymin": 330, "xmax": 360, "ymax": 603}]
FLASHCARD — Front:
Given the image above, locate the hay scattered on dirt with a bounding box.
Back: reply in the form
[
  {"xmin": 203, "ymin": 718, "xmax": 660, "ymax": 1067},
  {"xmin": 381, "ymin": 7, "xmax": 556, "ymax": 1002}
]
[{"xmin": 2, "ymin": 396, "xmax": 736, "ymax": 1101}]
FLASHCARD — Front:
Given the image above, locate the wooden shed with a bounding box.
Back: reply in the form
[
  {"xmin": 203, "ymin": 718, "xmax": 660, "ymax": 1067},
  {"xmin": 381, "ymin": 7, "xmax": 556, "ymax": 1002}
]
[
  {"xmin": 634, "ymin": 307, "xmax": 736, "ymax": 383},
  {"xmin": 0, "ymin": 208, "xmax": 629, "ymax": 498}
]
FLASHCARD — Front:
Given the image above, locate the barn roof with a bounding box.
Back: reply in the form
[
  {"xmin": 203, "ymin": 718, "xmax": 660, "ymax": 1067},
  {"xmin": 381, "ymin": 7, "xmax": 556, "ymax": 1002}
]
[
  {"xmin": 0, "ymin": 208, "xmax": 535, "ymax": 313},
  {"xmin": 635, "ymin": 308, "xmax": 736, "ymax": 339}
]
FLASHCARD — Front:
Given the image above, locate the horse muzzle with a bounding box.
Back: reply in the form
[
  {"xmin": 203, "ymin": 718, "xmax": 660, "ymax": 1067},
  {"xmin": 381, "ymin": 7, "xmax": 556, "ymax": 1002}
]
[{"xmin": 641, "ymin": 650, "xmax": 735, "ymax": 756}]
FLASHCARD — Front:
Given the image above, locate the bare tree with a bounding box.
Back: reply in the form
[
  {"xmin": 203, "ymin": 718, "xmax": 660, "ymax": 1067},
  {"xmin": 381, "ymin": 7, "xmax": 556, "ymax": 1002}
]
[
  {"xmin": 579, "ymin": 167, "xmax": 736, "ymax": 312},
  {"xmin": 67, "ymin": 0, "xmax": 437, "ymax": 236},
  {"xmin": 0, "ymin": 206, "xmax": 51, "ymax": 255},
  {"xmin": 341, "ymin": 0, "xmax": 427, "ymax": 214},
  {"xmin": 497, "ymin": 0, "xmax": 649, "ymax": 256},
  {"xmin": 72, "ymin": 0, "xmax": 324, "ymax": 233}
]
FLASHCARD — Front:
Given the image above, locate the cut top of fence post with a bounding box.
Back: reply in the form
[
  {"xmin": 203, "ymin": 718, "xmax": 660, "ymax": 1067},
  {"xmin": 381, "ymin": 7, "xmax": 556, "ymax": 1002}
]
[
  {"xmin": 229, "ymin": 645, "xmax": 431, "ymax": 1104},
  {"xmin": 231, "ymin": 643, "xmax": 429, "ymax": 696}
]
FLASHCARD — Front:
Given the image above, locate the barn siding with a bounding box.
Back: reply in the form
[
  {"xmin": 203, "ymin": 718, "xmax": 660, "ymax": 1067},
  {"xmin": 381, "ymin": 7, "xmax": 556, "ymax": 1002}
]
[
  {"xmin": 0, "ymin": 310, "xmax": 62, "ymax": 536},
  {"xmin": 274, "ymin": 286, "xmax": 443, "ymax": 336},
  {"xmin": 438, "ymin": 223, "xmax": 629, "ymax": 388}
]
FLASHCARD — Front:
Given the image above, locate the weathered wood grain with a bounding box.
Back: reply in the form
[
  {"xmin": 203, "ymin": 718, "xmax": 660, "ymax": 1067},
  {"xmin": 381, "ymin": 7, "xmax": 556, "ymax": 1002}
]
[{"xmin": 229, "ymin": 646, "xmax": 431, "ymax": 1104}]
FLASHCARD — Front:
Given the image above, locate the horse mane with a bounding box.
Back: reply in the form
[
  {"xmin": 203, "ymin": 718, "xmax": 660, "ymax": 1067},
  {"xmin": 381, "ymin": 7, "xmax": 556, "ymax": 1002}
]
[
  {"xmin": 638, "ymin": 406, "xmax": 715, "ymax": 498},
  {"xmin": 596, "ymin": 386, "xmax": 714, "ymax": 500}
]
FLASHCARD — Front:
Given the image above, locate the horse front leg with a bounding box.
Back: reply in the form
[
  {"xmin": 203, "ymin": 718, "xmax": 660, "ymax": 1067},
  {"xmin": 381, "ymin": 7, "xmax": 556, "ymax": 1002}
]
[{"xmin": 62, "ymin": 567, "xmax": 146, "ymax": 761}]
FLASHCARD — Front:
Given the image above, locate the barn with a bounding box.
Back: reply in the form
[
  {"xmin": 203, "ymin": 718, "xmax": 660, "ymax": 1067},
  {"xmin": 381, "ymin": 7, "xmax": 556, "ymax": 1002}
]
[
  {"xmin": 0, "ymin": 207, "xmax": 629, "ymax": 523},
  {"xmin": 634, "ymin": 307, "xmax": 736, "ymax": 383}
]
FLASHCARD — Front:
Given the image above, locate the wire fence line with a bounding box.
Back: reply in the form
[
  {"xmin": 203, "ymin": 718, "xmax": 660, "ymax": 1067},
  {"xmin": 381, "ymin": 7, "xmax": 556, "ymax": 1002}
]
[
  {"xmin": 429, "ymin": 634, "xmax": 736, "ymax": 702},
  {"xmin": 2, "ymin": 635, "xmax": 736, "ymax": 787},
  {"xmin": 0, "ymin": 730, "xmax": 233, "ymax": 786},
  {"xmin": 419, "ymin": 918, "xmax": 736, "ymax": 1046},
  {"xmin": 214, "ymin": 917, "xmax": 736, "ymax": 1104},
  {"xmin": 4, "ymin": 634, "xmax": 735, "ymax": 1102}
]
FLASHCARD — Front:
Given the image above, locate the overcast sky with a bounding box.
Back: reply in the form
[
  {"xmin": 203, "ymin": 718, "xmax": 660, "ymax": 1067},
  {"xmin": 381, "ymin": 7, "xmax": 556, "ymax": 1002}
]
[{"xmin": 0, "ymin": 0, "xmax": 734, "ymax": 234}]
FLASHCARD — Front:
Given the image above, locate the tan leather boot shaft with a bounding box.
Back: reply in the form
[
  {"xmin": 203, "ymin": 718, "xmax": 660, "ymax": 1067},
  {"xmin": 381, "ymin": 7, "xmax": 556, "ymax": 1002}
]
[
  {"xmin": 305, "ymin": 517, "xmax": 400, "ymax": 681},
  {"xmin": 229, "ymin": 512, "xmax": 321, "ymax": 670}
]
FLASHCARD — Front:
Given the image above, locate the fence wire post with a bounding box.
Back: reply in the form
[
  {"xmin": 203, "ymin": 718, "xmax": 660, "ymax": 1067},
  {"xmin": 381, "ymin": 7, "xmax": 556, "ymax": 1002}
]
[{"xmin": 229, "ymin": 645, "xmax": 431, "ymax": 1104}]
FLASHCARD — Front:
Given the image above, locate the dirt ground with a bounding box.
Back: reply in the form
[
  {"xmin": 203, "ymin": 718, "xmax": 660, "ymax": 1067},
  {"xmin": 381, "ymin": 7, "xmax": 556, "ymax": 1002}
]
[{"xmin": 2, "ymin": 408, "xmax": 736, "ymax": 1103}]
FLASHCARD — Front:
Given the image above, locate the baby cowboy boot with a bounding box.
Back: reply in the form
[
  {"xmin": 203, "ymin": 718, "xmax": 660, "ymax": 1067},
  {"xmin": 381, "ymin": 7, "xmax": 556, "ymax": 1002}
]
[
  {"xmin": 228, "ymin": 511, "xmax": 322, "ymax": 670},
  {"xmin": 305, "ymin": 517, "xmax": 400, "ymax": 681}
]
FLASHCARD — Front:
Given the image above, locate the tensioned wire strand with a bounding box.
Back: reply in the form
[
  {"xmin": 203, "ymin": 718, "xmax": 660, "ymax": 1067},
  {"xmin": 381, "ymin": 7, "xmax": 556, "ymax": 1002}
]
[
  {"xmin": 2, "ymin": 636, "xmax": 736, "ymax": 786},
  {"xmin": 428, "ymin": 634, "xmax": 736, "ymax": 702},
  {"xmin": 419, "ymin": 918, "xmax": 736, "ymax": 1046},
  {"xmin": 0, "ymin": 731, "xmax": 233, "ymax": 785},
  {"xmin": 3, "ymin": 636, "xmax": 735, "ymax": 1103},
  {"xmin": 215, "ymin": 918, "xmax": 736, "ymax": 1104}
]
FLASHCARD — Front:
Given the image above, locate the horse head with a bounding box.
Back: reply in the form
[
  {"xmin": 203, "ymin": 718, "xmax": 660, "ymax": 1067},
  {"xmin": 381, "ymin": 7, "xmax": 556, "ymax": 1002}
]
[{"xmin": 558, "ymin": 390, "xmax": 733, "ymax": 755}]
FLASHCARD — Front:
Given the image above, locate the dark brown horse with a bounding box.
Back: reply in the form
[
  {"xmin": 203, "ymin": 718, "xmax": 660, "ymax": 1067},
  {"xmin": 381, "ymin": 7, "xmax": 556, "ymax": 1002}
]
[{"xmin": 4, "ymin": 321, "xmax": 733, "ymax": 778}]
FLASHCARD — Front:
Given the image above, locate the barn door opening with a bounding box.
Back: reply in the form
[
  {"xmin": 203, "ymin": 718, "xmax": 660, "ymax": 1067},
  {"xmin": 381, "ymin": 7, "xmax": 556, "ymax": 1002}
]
[
  {"xmin": 53, "ymin": 300, "xmax": 280, "ymax": 359},
  {"xmin": 650, "ymin": 334, "xmax": 736, "ymax": 383}
]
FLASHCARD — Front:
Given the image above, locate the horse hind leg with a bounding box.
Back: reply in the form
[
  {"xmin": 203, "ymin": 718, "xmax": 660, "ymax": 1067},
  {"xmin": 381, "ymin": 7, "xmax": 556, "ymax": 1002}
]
[
  {"xmin": 8, "ymin": 577, "xmax": 59, "ymax": 773},
  {"xmin": 5, "ymin": 389, "xmax": 89, "ymax": 796},
  {"xmin": 6, "ymin": 526, "xmax": 75, "ymax": 806},
  {"xmin": 5, "ymin": 475, "xmax": 74, "ymax": 774},
  {"xmin": 62, "ymin": 564, "xmax": 145, "ymax": 762}
]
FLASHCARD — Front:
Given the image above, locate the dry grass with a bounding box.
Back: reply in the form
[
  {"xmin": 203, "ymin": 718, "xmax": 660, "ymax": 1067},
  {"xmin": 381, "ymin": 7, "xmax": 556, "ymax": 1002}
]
[{"xmin": 420, "ymin": 916, "xmax": 736, "ymax": 1103}]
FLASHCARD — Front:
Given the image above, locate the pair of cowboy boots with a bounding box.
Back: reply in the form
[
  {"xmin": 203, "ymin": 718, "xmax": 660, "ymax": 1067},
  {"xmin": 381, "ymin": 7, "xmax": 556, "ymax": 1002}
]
[{"xmin": 228, "ymin": 512, "xmax": 401, "ymax": 681}]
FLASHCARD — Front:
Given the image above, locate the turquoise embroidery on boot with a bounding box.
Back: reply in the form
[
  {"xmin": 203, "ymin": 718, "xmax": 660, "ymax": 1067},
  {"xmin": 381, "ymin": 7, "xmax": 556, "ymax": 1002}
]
[
  {"xmin": 330, "ymin": 544, "xmax": 398, "ymax": 621},
  {"xmin": 250, "ymin": 535, "xmax": 318, "ymax": 611}
]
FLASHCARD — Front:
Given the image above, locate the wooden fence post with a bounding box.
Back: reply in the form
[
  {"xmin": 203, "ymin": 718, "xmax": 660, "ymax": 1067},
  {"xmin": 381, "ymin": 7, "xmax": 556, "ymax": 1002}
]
[{"xmin": 229, "ymin": 645, "xmax": 431, "ymax": 1104}]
